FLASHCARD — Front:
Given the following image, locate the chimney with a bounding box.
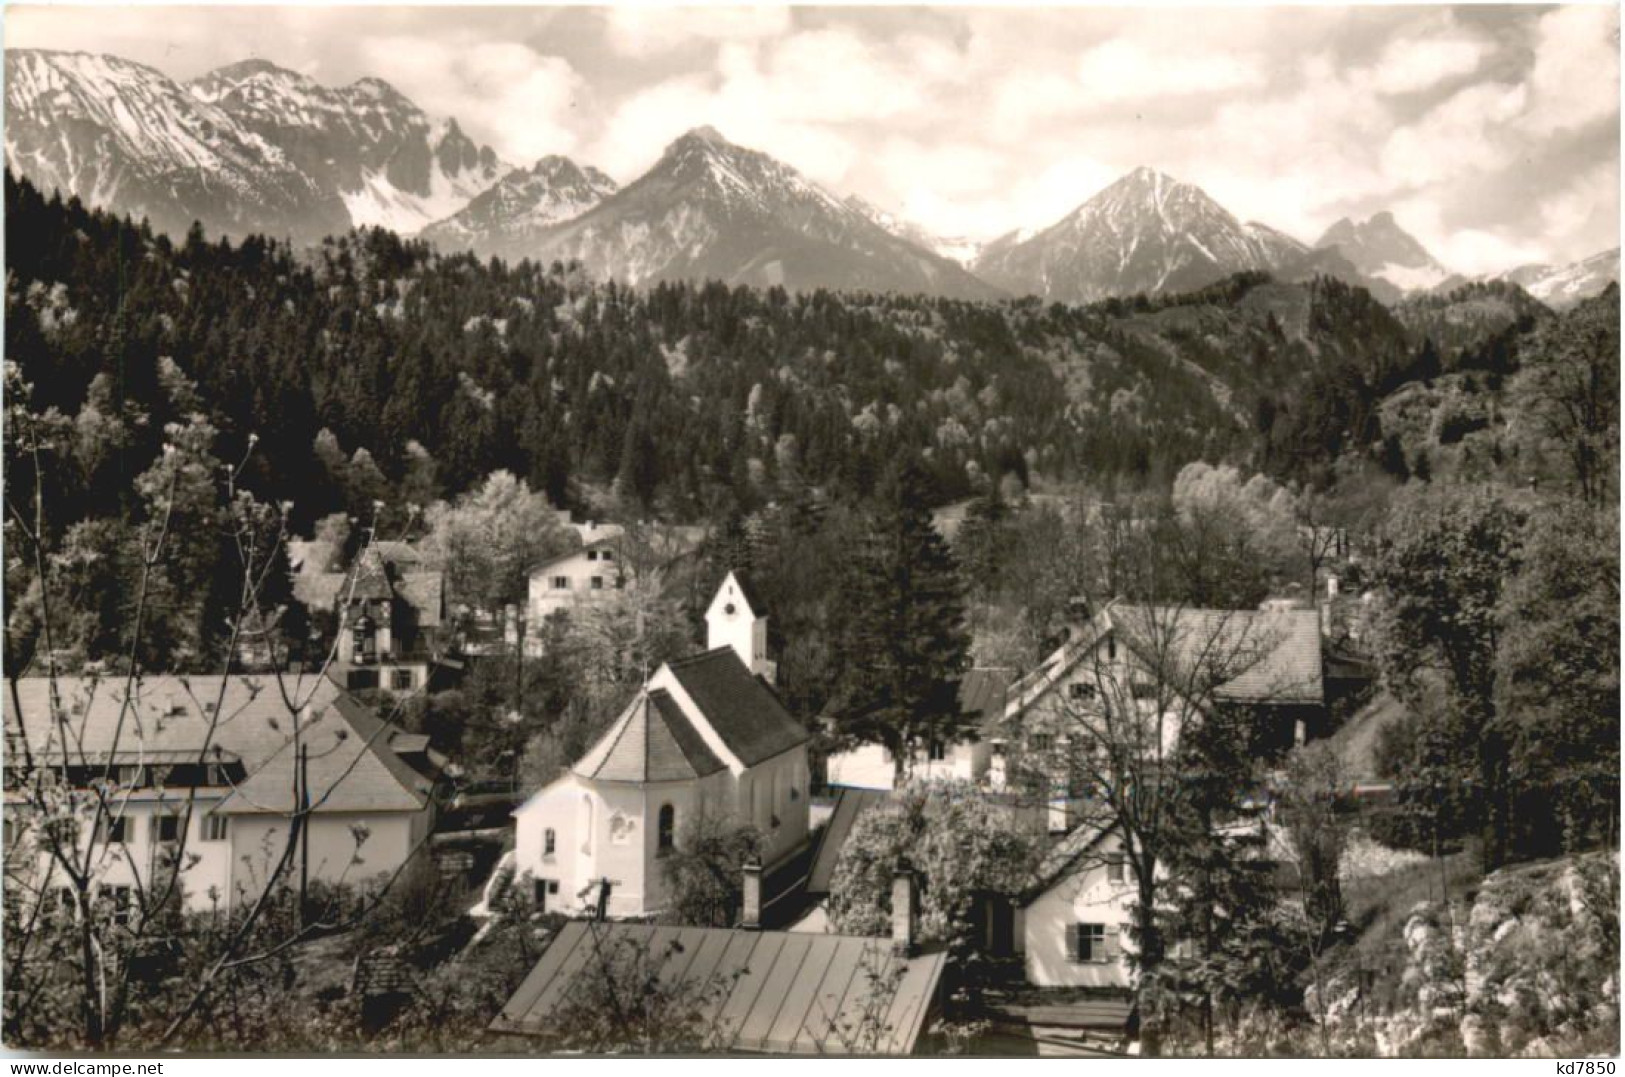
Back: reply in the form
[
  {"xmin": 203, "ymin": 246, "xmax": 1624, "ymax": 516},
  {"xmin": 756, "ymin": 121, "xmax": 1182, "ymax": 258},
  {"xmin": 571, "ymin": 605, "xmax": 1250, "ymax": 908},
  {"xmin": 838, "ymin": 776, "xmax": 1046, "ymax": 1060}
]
[
  {"xmin": 740, "ymin": 858, "xmax": 762, "ymax": 930},
  {"xmin": 891, "ymin": 864, "xmax": 918, "ymax": 955}
]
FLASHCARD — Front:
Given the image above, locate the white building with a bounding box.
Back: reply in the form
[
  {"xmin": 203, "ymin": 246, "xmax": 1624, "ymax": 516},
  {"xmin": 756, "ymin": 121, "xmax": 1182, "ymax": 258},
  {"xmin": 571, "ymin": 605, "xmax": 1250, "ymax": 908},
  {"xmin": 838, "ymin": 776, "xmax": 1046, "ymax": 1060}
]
[
  {"xmin": 511, "ymin": 572, "xmax": 810, "ymax": 918},
  {"xmin": 1017, "ymin": 823, "xmax": 1135, "ymax": 988},
  {"xmin": 526, "ymin": 537, "xmax": 625, "ymax": 630},
  {"xmin": 823, "ymin": 669, "xmax": 1012, "ymax": 791},
  {"xmin": 3, "ymin": 675, "xmax": 442, "ymax": 915}
]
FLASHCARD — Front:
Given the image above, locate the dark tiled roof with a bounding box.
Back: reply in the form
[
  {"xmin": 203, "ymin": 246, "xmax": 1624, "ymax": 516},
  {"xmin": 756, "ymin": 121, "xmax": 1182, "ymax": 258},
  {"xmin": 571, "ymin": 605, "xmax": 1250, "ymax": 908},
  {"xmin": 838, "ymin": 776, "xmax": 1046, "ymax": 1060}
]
[
  {"xmin": 806, "ymin": 787, "xmax": 889, "ymax": 895},
  {"xmin": 1111, "ymin": 606, "xmax": 1324, "ymax": 705},
  {"xmin": 572, "ymin": 689, "xmax": 727, "ymax": 783},
  {"xmin": 1008, "ymin": 604, "xmax": 1324, "ymax": 717},
  {"xmin": 492, "ymin": 922, "xmax": 946, "ymax": 1054},
  {"xmin": 667, "ymin": 648, "xmax": 809, "ymax": 767}
]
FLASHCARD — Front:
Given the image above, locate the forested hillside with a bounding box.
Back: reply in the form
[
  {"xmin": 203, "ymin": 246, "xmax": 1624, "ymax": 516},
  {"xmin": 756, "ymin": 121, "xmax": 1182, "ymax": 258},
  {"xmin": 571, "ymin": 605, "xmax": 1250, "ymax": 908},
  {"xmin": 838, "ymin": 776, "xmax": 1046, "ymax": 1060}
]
[
  {"xmin": 10, "ymin": 171, "xmax": 1568, "ymax": 540},
  {"xmin": 6, "ymin": 171, "xmax": 1234, "ymax": 533}
]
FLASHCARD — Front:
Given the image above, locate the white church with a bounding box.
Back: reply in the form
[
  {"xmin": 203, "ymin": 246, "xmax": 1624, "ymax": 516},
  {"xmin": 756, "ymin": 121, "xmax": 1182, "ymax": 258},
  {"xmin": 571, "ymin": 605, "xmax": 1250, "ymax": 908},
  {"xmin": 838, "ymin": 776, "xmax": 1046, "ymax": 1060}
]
[{"xmin": 511, "ymin": 572, "xmax": 811, "ymax": 918}]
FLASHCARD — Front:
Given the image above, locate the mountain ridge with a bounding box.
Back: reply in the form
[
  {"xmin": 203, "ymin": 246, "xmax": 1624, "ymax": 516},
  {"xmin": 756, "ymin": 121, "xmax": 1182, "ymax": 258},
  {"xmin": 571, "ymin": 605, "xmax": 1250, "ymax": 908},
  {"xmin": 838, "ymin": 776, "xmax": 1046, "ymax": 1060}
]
[{"xmin": 521, "ymin": 126, "xmax": 1003, "ymax": 299}]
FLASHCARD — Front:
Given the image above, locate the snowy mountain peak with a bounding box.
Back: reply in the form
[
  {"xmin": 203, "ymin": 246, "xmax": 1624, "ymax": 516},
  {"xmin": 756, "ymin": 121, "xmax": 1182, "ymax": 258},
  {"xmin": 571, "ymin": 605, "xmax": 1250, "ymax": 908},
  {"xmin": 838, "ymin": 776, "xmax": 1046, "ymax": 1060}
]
[
  {"xmin": 5, "ymin": 47, "xmax": 346, "ymax": 240},
  {"xmin": 683, "ymin": 124, "xmax": 730, "ymax": 146},
  {"xmin": 972, "ymin": 166, "xmax": 1295, "ymax": 302},
  {"xmin": 420, "ymin": 154, "xmax": 619, "ymax": 256},
  {"xmin": 523, "ymin": 130, "xmax": 1000, "ymax": 298},
  {"xmin": 189, "ymin": 58, "xmax": 508, "ymax": 236},
  {"xmin": 1315, "ymin": 212, "xmax": 1449, "ymax": 293}
]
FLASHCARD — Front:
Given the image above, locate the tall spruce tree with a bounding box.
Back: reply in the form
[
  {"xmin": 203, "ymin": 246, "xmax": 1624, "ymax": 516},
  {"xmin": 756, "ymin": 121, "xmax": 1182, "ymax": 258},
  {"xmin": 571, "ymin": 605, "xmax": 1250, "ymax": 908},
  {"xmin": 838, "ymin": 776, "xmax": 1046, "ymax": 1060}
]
[{"xmin": 830, "ymin": 459, "xmax": 972, "ymax": 781}]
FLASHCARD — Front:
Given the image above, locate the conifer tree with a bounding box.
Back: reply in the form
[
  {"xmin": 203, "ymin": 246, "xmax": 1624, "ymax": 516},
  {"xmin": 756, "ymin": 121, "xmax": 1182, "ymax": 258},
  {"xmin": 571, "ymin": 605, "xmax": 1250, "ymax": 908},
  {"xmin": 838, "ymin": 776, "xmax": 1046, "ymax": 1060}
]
[{"xmin": 830, "ymin": 459, "xmax": 971, "ymax": 780}]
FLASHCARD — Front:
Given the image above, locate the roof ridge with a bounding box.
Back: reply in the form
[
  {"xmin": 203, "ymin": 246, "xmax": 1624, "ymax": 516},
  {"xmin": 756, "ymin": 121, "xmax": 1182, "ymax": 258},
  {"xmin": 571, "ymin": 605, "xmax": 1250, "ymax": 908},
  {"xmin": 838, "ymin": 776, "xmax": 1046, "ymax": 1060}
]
[{"xmin": 667, "ymin": 646, "xmax": 736, "ymax": 669}]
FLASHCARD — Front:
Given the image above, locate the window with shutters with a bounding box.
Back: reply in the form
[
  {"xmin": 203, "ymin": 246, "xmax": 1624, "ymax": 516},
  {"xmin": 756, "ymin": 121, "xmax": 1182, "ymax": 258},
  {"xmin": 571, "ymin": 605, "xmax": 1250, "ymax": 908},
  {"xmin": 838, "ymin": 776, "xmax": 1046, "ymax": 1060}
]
[
  {"xmin": 1071, "ymin": 923, "xmax": 1107, "ymax": 963},
  {"xmin": 551, "ymin": 576, "xmax": 570, "ymax": 590},
  {"xmin": 152, "ymin": 812, "xmax": 182, "ymax": 844},
  {"xmin": 202, "ymin": 814, "xmax": 229, "ymax": 842}
]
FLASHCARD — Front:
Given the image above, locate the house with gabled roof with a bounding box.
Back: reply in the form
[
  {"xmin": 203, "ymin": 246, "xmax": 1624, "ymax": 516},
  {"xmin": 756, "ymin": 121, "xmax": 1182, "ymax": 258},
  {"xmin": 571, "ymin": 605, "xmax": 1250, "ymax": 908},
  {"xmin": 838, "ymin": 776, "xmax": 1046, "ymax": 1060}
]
[
  {"xmin": 293, "ymin": 541, "xmax": 458, "ymax": 694},
  {"xmin": 526, "ymin": 536, "xmax": 625, "ymax": 632},
  {"xmin": 512, "ymin": 571, "xmax": 812, "ymax": 918},
  {"xmin": 3, "ymin": 674, "xmax": 444, "ymax": 914},
  {"xmin": 1016, "ymin": 822, "xmax": 1135, "ymax": 988},
  {"xmin": 996, "ymin": 602, "xmax": 1326, "ymax": 826}
]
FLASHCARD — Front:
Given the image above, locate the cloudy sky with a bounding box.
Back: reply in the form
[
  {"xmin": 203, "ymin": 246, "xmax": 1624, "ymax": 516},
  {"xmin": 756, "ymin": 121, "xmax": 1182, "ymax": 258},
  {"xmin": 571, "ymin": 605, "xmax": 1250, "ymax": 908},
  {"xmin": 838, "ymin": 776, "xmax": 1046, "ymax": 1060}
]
[{"xmin": 8, "ymin": 4, "xmax": 1619, "ymax": 273}]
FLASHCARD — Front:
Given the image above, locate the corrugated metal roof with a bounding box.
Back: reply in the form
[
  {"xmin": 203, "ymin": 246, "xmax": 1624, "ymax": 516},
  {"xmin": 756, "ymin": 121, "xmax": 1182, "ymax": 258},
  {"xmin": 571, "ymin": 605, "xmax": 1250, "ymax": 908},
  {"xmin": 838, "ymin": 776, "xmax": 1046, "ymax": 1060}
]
[
  {"xmin": 666, "ymin": 649, "xmax": 809, "ymax": 767},
  {"xmin": 492, "ymin": 921, "xmax": 946, "ymax": 1054}
]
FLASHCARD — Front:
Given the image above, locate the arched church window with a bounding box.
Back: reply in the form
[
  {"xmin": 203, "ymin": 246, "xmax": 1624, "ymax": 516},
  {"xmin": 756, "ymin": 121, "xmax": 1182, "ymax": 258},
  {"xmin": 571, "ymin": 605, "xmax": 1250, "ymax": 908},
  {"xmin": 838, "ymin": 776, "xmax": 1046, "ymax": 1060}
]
[{"xmin": 658, "ymin": 804, "xmax": 675, "ymax": 855}]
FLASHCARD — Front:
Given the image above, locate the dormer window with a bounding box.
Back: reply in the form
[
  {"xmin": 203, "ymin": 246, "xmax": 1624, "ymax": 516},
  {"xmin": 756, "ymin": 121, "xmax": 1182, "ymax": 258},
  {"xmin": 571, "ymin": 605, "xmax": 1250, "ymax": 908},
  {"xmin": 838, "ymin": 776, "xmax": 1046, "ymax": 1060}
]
[{"xmin": 586, "ymin": 549, "xmax": 598, "ymax": 561}]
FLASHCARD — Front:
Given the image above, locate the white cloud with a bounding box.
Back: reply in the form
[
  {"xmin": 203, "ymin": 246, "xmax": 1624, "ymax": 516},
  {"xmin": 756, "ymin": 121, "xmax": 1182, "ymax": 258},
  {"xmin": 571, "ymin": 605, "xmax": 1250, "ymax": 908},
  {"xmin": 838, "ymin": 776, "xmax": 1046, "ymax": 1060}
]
[
  {"xmin": 589, "ymin": 29, "xmax": 946, "ymax": 189},
  {"xmin": 1076, "ymin": 39, "xmax": 1265, "ymax": 102},
  {"xmin": 1369, "ymin": 32, "xmax": 1488, "ymax": 95},
  {"xmin": 876, "ymin": 139, "xmax": 1003, "ymax": 200},
  {"xmin": 1521, "ymin": 5, "xmax": 1621, "ymax": 135},
  {"xmin": 1436, "ymin": 228, "xmax": 1549, "ymax": 277},
  {"xmin": 355, "ymin": 36, "xmax": 585, "ymax": 165},
  {"xmin": 1379, "ymin": 81, "xmax": 1527, "ymax": 188},
  {"xmin": 1540, "ymin": 161, "xmax": 1620, "ymax": 263},
  {"xmin": 602, "ymin": 6, "xmax": 791, "ymax": 58}
]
